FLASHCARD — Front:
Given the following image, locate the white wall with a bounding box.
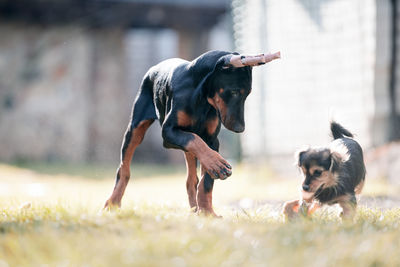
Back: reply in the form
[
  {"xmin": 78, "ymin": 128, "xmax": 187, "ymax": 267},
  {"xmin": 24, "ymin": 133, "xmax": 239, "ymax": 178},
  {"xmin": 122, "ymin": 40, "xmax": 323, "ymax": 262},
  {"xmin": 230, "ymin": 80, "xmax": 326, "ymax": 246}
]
[{"xmin": 233, "ymin": 0, "xmax": 378, "ymax": 159}]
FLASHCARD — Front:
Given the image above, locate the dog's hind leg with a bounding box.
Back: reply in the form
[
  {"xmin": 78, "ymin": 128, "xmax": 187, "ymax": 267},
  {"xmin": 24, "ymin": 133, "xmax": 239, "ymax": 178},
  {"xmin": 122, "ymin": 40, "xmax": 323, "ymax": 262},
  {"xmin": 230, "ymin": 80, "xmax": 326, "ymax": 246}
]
[
  {"xmin": 184, "ymin": 152, "xmax": 199, "ymax": 211},
  {"xmin": 104, "ymin": 119, "xmax": 154, "ymax": 209},
  {"xmin": 105, "ymin": 75, "xmax": 157, "ymax": 209}
]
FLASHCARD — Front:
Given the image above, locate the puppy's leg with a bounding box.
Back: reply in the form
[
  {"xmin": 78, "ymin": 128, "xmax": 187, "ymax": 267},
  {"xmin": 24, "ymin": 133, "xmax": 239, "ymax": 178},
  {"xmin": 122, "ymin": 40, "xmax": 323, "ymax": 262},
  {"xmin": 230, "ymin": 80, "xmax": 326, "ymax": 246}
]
[
  {"xmin": 337, "ymin": 194, "xmax": 357, "ymax": 220},
  {"xmin": 104, "ymin": 119, "xmax": 154, "ymax": 209},
  {"xmin": 184, "ymin": 152, "xmax": 199, "ymax": 211}
]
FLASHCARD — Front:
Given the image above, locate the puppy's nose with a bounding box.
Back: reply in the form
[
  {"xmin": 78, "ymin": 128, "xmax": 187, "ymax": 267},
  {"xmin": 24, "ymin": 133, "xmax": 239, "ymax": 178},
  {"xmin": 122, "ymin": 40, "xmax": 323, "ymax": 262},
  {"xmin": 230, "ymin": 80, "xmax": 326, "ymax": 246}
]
[{"xmin": 302, "ymin": 184, "xmax": 310, "ymax": 192}]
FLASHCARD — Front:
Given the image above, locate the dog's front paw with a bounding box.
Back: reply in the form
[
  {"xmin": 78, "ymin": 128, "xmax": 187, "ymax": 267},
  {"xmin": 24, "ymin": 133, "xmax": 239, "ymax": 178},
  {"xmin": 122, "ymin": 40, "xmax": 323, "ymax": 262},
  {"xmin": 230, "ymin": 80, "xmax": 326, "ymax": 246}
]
[
  {"xmin": 197, "ymin": 208, "xmax": 223, "ymax": 218},
  {"xmin": 199, "ymin": 150, "xmax": 232, "ymax": 179}
]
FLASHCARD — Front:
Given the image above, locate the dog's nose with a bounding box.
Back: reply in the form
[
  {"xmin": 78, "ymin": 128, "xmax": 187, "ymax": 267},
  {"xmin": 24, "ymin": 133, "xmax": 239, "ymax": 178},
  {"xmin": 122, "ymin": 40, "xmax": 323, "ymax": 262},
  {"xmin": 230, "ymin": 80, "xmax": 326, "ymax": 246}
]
[
  {"xmin": 232, "ymin": 123, "xmax": 245, "ymax": 133},
  {"xmin": 302, "ymin": 184, "xmax": 310, "ymax": 191}
]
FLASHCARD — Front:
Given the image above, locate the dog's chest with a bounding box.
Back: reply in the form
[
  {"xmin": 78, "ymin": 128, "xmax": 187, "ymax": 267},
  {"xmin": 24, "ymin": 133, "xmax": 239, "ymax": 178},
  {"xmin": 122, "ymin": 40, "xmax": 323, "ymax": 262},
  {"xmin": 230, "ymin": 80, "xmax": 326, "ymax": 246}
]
[
  {"xmin": 176, "ymin": 110, "xmax": 220, "ymax": 138},
  {"xmin": 194, "ymin": 115, "xmax": 221, "ymax": 138}
]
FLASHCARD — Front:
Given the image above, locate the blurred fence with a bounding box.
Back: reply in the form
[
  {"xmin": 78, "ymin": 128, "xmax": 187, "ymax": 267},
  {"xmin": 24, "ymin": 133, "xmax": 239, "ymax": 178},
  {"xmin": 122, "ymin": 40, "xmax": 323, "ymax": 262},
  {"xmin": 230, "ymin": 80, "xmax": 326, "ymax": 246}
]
[{"xmin": 233, "ymin": 0, "xmax": 400, "ymax": 162}]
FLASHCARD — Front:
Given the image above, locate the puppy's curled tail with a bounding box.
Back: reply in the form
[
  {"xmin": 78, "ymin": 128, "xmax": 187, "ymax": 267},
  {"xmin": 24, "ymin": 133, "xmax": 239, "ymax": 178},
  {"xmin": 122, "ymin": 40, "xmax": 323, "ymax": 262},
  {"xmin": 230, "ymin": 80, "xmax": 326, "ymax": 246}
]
[{"xmin": 330, "ymin": 121, "xmax": 353, "ymax": 140}]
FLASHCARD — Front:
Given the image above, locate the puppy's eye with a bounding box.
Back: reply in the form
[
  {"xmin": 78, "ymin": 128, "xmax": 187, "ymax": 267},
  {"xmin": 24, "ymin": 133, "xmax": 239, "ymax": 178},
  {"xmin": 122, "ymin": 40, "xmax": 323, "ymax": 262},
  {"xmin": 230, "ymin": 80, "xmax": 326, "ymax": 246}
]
[
  {"xmin": 231, "ymin": 91, "xmax": 239, "ymax": 97},
  {"xmin": 314, "ymin": 170, "xmax": 322, "ymax": 177}
]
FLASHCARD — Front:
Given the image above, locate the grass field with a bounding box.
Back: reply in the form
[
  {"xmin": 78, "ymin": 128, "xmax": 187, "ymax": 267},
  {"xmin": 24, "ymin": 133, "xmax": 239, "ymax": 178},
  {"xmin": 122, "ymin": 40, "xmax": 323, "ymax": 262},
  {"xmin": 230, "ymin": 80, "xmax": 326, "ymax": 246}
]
[{"xmin": 1, "ymin": 162, "xmax": 400, "ymax": 267}]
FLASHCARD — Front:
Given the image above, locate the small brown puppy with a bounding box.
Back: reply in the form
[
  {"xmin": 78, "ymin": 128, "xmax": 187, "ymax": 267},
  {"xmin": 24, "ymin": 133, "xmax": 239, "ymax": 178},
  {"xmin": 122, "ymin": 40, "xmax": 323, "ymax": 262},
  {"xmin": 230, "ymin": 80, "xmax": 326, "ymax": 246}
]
[{"xmin": 283, "ymin": 121, "xmax": 366, "ymax": 220}]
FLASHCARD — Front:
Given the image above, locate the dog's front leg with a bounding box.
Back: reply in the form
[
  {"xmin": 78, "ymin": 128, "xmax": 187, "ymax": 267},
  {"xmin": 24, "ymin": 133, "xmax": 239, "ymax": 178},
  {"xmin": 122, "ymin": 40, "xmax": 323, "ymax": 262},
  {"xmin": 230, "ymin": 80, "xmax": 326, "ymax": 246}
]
[
  {"xmin": 197, "ymin": 166, "xmax": 219, "ymax": 217},
  {"xmin": 162, "ymin": 126, "xmax": 229, "ymax": 217},
  {"xmin": 185, "ymin": 134, "xmax": 232, "ymax": 180},
  {"xmin": 162, "ymin": 125, "xmax": 232, "ymax": 180},
  {"xmin": 196, "ymin": 138, "xmax": 222, "ymax": 216},
  {"xmin": 184, "ymin": 152, "xmax": 199, "ymax": 211}
]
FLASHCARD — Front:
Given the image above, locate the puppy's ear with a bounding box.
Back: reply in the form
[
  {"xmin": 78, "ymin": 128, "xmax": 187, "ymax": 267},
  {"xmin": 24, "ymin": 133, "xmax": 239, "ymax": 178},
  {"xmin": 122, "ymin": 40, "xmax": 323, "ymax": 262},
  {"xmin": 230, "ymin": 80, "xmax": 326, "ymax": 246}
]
[
  {"xmin": 295, "ymin": 148, "xmax": 308, "ymax": 167},
  {"xmin": 329, "ymin": 151, "xmax": 342, "ymax": 172}
]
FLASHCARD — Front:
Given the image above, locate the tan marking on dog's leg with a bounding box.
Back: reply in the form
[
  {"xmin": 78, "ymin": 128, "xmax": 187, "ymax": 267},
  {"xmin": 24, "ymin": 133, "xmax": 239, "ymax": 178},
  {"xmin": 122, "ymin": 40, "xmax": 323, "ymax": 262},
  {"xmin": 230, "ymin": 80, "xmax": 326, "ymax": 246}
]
[
  {"xmin": 184, "ymin": 152, "xmax": 198, "ymax": 211},
  {"xmin": 185, "ymin": 134, "xmax": 230, "ymax": 179},
  {"xmin": 336, "ymin": 194, "xmax": 357, "ymax": 220},
  {"xmin": 197, "ymin": 166, "xmax": 219, "ymax": 217},
  {"xmin": 177, "ymin": 110, "xmax": 193, "ymax": 127},
  {"xmin": 104, "ymin": 120, "xmax": 154, "ymax": 209},
  {"xmin": 339, "ymin": 202, "xmax": 356, "ymax": 220}
]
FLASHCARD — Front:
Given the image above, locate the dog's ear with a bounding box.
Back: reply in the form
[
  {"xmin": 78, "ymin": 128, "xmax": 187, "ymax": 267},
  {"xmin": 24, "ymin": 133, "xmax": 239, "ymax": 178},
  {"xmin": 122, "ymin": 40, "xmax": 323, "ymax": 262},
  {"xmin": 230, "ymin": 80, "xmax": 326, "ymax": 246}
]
[
  {"xmin": 295, "ymin": 148, "xmax": 308, "ymax": 167},
  {"xmin": 189, "ymin": 51, "xmax": 235, "ymax": 104},
  {"xmin": 190, "ymin": 51, "xmax": 234, "ymax": 84},
  {"xmin": 329, "ymin": 151, "xmax": 342, "ymax": 172}
]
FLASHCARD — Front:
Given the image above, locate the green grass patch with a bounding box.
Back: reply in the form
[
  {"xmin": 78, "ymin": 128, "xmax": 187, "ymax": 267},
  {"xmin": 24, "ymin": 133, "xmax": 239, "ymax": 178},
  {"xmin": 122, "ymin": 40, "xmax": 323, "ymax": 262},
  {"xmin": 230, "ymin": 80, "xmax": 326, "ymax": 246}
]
[
  {"xmin": 1, "ymin": 163, "xmax": 400, "ymax": 266},
  {"xmin": 1, "ymin": 202, "xmax": 400, "ymax": 267}
]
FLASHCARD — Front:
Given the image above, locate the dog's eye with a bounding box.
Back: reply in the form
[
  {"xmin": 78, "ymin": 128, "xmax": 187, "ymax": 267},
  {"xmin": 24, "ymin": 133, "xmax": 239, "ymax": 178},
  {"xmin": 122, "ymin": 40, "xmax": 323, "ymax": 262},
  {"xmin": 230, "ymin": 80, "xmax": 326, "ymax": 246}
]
[
  {"xmin": 314, "ymin": 170, "xmax": 322, "ymax": 177},
  {"xmin": 231, "ymin": 91, "xmax": 239, "ymax": 97}
]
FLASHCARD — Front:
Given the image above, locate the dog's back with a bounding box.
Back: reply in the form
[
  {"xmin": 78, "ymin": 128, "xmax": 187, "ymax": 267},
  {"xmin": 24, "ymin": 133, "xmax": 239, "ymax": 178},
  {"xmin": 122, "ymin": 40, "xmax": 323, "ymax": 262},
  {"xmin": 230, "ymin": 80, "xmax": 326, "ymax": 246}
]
[{"xmin": 330, "ymin": 121, "xmax": 366, "ymax": 193}]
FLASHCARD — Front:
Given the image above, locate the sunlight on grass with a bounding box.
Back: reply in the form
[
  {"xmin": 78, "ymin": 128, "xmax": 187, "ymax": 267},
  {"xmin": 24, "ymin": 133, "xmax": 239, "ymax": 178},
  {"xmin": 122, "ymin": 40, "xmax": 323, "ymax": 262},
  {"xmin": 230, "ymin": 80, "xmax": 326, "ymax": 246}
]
[
  {"xmin": 1, "ymin": 200, "xmax": 400, "ymax": 267},
  {"xmin": 1, "ymin": 163, "xmax": 400, "ymax": 266}
]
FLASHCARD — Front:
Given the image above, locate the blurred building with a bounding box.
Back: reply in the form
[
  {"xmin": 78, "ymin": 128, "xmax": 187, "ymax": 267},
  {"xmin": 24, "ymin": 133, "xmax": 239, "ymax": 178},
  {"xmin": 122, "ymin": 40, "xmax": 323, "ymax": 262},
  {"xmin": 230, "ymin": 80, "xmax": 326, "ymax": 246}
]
[
  {"xmin": 3, "ymin": 0, "xmax": 400, "ymax": 168},
  {"xmin": 0, "ymin": 0, "xmax": 232, "ymax": 164},
  {"xmin": 233, "ymin": 0, "xmax": 400, "ymax": 163}
]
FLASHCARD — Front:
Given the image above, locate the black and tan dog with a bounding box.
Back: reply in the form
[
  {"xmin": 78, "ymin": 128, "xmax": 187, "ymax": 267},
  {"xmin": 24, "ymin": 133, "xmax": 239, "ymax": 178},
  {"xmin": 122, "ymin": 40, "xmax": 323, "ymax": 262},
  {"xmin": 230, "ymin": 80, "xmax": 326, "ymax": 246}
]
[
  {"xmin": 104, "ymin": 50, "xmax": 280, "ymax": 216},
  {"xmin": 283, "ymin": 121, "xmax": 366, "ymax": 220}
]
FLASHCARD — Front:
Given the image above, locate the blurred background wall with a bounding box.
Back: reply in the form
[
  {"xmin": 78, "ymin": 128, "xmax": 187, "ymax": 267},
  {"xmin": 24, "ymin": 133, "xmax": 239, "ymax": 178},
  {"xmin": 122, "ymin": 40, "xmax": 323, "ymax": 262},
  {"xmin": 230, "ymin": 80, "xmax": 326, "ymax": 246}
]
[
  {"xmin": 0, "ymin": 0, "xmax": 399, "ymax": 172},
  {"xmin": 0, "ymin": 0, "xmax": 233, "ymax": 165}
]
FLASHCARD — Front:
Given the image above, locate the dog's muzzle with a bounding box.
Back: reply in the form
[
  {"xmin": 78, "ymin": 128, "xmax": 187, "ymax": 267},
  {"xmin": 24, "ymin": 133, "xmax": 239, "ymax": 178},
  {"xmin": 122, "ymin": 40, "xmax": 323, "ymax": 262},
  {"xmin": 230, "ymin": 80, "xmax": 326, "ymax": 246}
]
[{"xmin": 231, "ymin": 124, "xmax": 244, "ymax": 133}]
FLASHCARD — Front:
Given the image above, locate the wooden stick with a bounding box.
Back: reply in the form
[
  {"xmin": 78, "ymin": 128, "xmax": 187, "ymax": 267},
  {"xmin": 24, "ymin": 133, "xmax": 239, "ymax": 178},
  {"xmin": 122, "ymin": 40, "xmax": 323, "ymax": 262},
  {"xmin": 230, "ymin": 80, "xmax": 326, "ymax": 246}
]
[{"xmin": 229, "ymin": 51, "xmax": 281, "ymax": 67}]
